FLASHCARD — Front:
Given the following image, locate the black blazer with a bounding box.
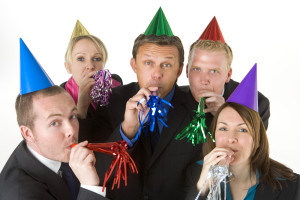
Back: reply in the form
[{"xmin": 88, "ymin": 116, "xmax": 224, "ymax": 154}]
[
  {"xmin": 84, "ymin": 82, "xmax": 203, "ymax": 200},
  {"xmin": 0, "ymin": 141, "xmax": 108, "ymax": 200},
  {"xmin": 185, "ymin": 163, "xmax": 300, "ymax": 200},
  {"xmin": 180, "ymin": 79, "xmax": 270, "ymax": 130}
]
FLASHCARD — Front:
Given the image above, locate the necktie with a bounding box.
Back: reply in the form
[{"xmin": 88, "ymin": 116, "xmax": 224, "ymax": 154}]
[
  {"xmin": 150, "ymin": 119, "xmax": 160, "ymax": 150},
  {"xmin": 59, "ymin": 162, "xmax": 79, "ymax": 200}
]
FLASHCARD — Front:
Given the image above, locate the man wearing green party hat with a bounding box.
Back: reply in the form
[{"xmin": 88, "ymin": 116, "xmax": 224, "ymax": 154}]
[
  {"xmin": 81, "ymin": 7, "xmax": 202, "ymax": 199},
  {"xmin": 0, "ymin": 39, "xmax": 108, "ymax": 200}
]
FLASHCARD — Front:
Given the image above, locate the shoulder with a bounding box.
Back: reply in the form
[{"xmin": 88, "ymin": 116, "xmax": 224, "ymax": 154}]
[
  {"xmin": 179, "ymin": 85, "xmax": 190, "ymax": 93},
  {"xmin": 255, "ymin": 173, "xmax": 300, "ymax": 200},
  {"xmin": 111, "ymin": 82, "xmax": 138, "ymax": 97}
]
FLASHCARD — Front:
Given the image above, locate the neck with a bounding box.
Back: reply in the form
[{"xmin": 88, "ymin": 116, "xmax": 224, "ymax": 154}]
[{"xmin": 230, "ymin": 163, "xmax": 256, "ymax": 183}]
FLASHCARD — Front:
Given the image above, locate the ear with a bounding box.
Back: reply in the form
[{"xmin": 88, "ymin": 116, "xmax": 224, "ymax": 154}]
[
  {"xmin": 20, "ymin": 125, "xmax": 35, "ymax": 143},
  {"xmin": 225, "ymin": 68, "xmax": 232, "ymax": 83},
  {"xmin": 64, "ymin": 62, "xmax": 72, "ymax": 74},
  {"xmin": 130, "ymin": 58, "xmax": 137, "ymax": 73},
  {"xmin": 177, "ymin": 64, "xmax": 184, "ymax": 78},
  {"xmin": 186, "ymin": 64, "xmax": 189, "ymax": 78}
]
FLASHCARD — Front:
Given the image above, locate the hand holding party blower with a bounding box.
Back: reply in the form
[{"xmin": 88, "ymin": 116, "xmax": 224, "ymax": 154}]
[
  {"xmin": 72, "ymin": 141, "xmax": 138, "ymax": 191},
  {"xmin": 176, "ymin": 97, "xmax": 215, "ymax": 145}
]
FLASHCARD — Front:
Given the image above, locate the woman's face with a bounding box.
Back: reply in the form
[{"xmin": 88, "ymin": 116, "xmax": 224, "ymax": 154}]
[
  {"xmin": 215, "ymin": 107, "xmax": 254, "ymax": 166},
  {"xmin": 66, "ymin": 38, "xmax": 104, "ymax": 85}
]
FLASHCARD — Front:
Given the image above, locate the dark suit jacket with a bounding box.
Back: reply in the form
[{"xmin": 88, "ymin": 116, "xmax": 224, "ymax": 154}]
[
  {"xmin": 84, "ymin": 82, "xmax": 203, "ymax": 200},
  {"xmin": 180, "ymin": 79, "xmax": 270, "ymax": 129},
  {"xmin": 185, "ymin": 163, "xmax": 300, "ymax": 200},
  {"xmin": 0, "ymin": 140, "xmax": 108, "ymax": 200}
]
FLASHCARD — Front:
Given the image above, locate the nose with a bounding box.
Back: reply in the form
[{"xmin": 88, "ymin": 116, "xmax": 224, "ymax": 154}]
[
  {"xmin": 86, "ymin": 60, "xmax": 95, "ymax": 70},
  {"xmin": 227, "ymin": 132, "xmax": 238, "ymax": 144},
  {"xmin": 151, "ymin": 65, "xmax": 162, "ymax": 80},
  {"xmin": 199, "ymin": 72, "xmax": 209, "ymax": 85},
  {"xmin": 65, "ymin": 122, "xmax": 76, "ymax": 139}
]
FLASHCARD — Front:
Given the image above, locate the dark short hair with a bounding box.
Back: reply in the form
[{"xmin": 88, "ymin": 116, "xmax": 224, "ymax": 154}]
[
  {"xmin": 132, "ymin": 34, "xmax": 184, "ymax": 68},
  {"xmin": 15, "ymin": 86, "xmax": 66, "ymax": 129}
]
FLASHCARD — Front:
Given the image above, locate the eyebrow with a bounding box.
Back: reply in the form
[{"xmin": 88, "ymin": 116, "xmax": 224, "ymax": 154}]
[
  {"xmin": 74, "ymin": 52, "xmax": 102, "ymax": 56},
  {"xmin": 47, "ymin": 107, "xmax": 77, "ymax": 119},
  {"xmin": 218, "ymin": 122, "xmax": 246, "ymax": 126},
  {"xmin": 143, "ymin": 54, "xmax": 174, "ymax": 60}
]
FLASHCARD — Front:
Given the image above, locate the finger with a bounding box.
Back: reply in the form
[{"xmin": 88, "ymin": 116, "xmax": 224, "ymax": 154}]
[
  {"xmin": 137, "ymin": 98, "xmax": 146, "ymax": 107},
  {"xmin": 84, "ymin": 153, "xmax": 96, "ymax": 166},
  {"xmin": 205, "ymin": 107, "xmax": 216, "ymax": 113}
]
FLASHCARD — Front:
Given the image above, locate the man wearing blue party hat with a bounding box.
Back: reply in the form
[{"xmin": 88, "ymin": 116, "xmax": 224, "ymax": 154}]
[
  {"xmin": 80, "ymin": 7, "xmax": 203, "ymax": 199},
  {"xmin": 187, "ymin": 64, "xmax": 300, "ymax": 200},
  {"xmin": 0, "ymin": 39, "xmax": 108, "ymax": 200}
]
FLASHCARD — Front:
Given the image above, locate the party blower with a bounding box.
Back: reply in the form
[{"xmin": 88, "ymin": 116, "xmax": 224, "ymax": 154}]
[{"xmin": 72, "ymin": 141, "xmax": 138, "ymax": 191}]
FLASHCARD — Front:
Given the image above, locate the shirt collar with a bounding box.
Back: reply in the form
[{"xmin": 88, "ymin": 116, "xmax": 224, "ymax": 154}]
[
  {"xmin": 163, "ymin": 85, "xmax": 176, "ymax": 103},
  {"xmin": 27, "ymin": 144, "xmax": 61, "ymax": 174}
]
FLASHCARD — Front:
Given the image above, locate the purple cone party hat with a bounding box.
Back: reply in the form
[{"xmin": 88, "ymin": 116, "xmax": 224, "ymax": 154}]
[
  {"xmin": 20, "ymin": 38, "xmax": 54, "ymax": 95},
  {"xmin": 227, "ymin": 63, "xmax": 258, "ymax": 112},
  {"xmin": 70, "ymin": 20, "xmax": 90, "ymax": 40},
  {"xmin": 199, "ymin": 16, "xmax": 225, "ymax": 44},
  {"xmin": 144, "ymin": 7, "xmax": 174, "ymax": 36}
]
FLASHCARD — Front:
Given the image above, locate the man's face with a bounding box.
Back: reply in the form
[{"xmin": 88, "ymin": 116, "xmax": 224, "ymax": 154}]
[
  {"xmin": 28, "ymin": 92, "xmax": 79, "ymax": 162},
  {"xmin": 187, "ymin": 48, "xmax": 232, "ymax": 102},
  {"xmin": 131, "ymin": 43, "xmax": 183, "ymax": 98}
]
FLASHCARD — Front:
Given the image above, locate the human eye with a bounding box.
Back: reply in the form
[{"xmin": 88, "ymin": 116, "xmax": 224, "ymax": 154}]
[
  {"xmin": 163, "ymin": 63, "xmax": 171, "ymax": 68},
  {"xmin": 145, "ymin": 61, "xmax": 151, "ymax": 65},
  {"xmin": 93, "ymin": 57, "xmax": 102, "ymax": 61},
  {"xmin": 77, "ymin": 57, "xmax": 84, "ymax": 61},
  {"xmin": 218, "ymin": 127, "xmax": 227, "ymax": 131},
  {"xmin": 192, "ymin": 67, "xmax": 200, "ymax": 72},
  {"xmin": 50, "ymin": 121, "xmax": 59, "ymax": 127},
  {"xmin": 211, "ymin": 69, "xmax": 217, "ymax": 74},
  {"xmin": 239, "ymin": 128, "xmax": 248, "ymax": 133},
  {"xmin": 70, "ymin": 114, "xmax": 77, "ymax": 120}
]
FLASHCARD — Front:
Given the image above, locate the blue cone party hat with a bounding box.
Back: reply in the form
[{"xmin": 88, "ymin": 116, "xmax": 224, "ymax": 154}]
[
  {"xmin": 227, "ymin": 63, "xmax": 258, "ymax": 112},
  {"xmin": 20, "ymin": 38, "xmax": 54, "ymax": 95}
]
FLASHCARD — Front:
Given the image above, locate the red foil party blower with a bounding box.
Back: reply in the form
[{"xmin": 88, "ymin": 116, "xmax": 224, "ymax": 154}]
[{"xmin": 72, "ymin": 141, "xmax": 138, "ymax": 191}]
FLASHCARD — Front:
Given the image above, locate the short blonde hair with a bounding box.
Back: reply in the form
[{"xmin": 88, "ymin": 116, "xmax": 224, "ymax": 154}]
[
  {"xmin": 65, "ymin": 35, "xmax": 108, "ymax": 66},
  {"xmin": 188, "ymin": 40, "xmax": 233, "ymax": 71}
]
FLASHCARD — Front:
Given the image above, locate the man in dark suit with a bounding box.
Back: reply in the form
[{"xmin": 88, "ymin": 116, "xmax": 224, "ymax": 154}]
[
  {"xmin": 0, "ymin": 39, "xmax": 108, "ymax": 200},
  {"xmin": 0, "ymin": 86, "xmax": 108, "ymax": 200},
  {"xmin": 183, "ymin": 17, "xmax": 270, "ymax": 129},
  {"xmin": 80, "ymin": 8, "xmax": 203, "ymax": 200}
]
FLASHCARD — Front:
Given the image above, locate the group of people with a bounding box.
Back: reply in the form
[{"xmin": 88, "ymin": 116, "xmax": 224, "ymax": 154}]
[{"xmin": 0, "ymin": 7, "xmax": 299, "ymax": 200}]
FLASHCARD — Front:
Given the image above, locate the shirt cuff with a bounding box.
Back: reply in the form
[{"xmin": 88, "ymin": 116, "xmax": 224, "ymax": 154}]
[
  {"xmin": 120, "ymin": 123, "xmax": 139, "ymax": 147},
  {"xmin": 81, "ymin": 185, "xmax": 106, "ymax": 197}
]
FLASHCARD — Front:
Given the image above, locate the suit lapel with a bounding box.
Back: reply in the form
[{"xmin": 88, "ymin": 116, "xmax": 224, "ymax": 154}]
[
  {"xmin": 146, "ymin": 86, "xmax": 190, "ymax": 170},
  {"xmin": 18, "ymin": 141, "xmax": 72, "ymax": 200},
  {"xmin": 254, "ymin": 183, "xmax": 280, "ymax": 200}
]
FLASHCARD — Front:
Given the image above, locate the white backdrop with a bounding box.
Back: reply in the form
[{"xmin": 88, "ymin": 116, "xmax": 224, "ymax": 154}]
[{"xmin": 0, "ymin": 0, "xmax": 299, "ymax": 173}]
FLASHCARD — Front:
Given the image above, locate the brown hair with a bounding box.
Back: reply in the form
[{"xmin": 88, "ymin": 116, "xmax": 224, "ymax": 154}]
[
  {"xmin": 65, "ymin": 35, "xmax": 108, "ymax": 66},
  {"xmin": 204, "ymin": 102, "xmax": 296, "ymax": 190},
  {"xmin": 15, "ymin": 86, "xmax": 66, "ymax": 129},
  {"xmin": 188, "ymin": 40, "xmax": 233, "ymax": 71},
  {"xmin": 132, "ymin": 34, "xmax": 184, "ymax": 68}
]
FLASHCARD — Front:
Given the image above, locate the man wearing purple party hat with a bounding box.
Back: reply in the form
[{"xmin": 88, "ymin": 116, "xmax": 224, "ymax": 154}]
[
  {"xmin": 186, "ymin": 64, "xmax": 299, "ymax": 200},
  {"xmin": 182, "ymin": 17, "xmax": 270, "ymax": 130},
  {"xmin": 0, "ymin": 39, "xmax": 108, "ymax": 200}
]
